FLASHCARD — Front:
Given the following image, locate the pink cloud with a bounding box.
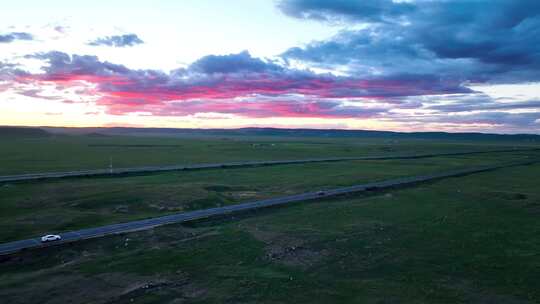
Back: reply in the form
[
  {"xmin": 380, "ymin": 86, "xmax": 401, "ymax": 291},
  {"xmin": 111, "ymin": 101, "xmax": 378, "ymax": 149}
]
[{"xmin": 7, "ymin": 51, "xmax": 473, "ymax": 119}]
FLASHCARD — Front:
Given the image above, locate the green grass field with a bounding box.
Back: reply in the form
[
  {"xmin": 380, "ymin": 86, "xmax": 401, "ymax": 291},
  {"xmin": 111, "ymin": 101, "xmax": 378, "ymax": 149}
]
[
  {"xmin": 1, "ymin": 134, "xmax": 539, "ymax": 303},
  {"xmin": 1, "ymin": 163, "xmax": 539, "ymax": 303},
  {"xmin": 1, "ymin": 134, "xmax": 536, "ymax": 175},
  {"xmin": 0, "ymin": 150, "xmax": 537, "ymax": 243}
]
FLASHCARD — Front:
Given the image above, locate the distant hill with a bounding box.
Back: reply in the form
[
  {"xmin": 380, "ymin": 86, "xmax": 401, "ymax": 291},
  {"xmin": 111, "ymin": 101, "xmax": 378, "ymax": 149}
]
[
  {"xmin": 41, "ymin": 126, "xmax": 540, "ymax": 142},
  {"xmin": 0, "ymin": 126, "xmax": 50, "ymax": 138}
]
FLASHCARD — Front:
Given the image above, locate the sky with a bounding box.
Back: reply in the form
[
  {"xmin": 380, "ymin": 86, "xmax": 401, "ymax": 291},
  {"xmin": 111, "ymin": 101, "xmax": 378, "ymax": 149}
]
[{"xmin": 1, "ymin": 0, "xmax": 539, "ymax": 133}]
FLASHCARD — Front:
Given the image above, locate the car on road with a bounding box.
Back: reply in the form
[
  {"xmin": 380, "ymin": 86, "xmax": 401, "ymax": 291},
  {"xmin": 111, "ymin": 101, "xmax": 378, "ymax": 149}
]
[
  {"xmin": 41, "ymin": 235, "xmax": 62, "ymax": 242},
  {"xmin": 316, "ymin": 191, "xmax": 326, "ymax": 196}
]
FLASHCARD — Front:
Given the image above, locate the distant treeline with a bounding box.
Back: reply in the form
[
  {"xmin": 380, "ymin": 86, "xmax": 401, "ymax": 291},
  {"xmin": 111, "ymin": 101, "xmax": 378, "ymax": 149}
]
[
  {"xmin": 0, "ymin": 126, "xmax": 50, "ymax": 138},
  {"xmin": 78, "ymin": 127, "xmax": 540, "ymax": 141},
  {"xmin": 4, "ymin": 126, "xmax": 540, "ymax": 141}
]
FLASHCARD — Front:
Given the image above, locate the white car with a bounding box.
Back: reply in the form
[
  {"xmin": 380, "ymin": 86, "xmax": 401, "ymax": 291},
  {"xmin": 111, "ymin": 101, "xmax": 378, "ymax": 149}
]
[{"xmin": 41, "ymin": 234, "xmax": 62, "ymax": 242}]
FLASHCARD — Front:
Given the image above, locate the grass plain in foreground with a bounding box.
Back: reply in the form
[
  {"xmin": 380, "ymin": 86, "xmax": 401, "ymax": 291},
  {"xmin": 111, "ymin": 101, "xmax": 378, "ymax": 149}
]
[
  {"xmin": 0, "ymin": 163, "xmax": 539, "ymax": 303},
  {"xmin": 1, "ymin": 134, "xmax": 539, "ymax": 303}
]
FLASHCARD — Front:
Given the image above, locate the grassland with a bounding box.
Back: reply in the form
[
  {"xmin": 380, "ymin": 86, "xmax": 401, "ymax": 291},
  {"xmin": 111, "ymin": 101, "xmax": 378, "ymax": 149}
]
[
  {"xmin": 1, "ymin": 134, "xmax": 536, "ymax": 175},
  {"xmin": 1, "ymin": 163, "xmax": 539, "ymax": 303},
  {"xmin": 1, "ymin": 134, "xmax": 539, "ymax": 303},
  {"xmin": 0, "ymin": 149, "xmax": 538, "ymax": 243}
]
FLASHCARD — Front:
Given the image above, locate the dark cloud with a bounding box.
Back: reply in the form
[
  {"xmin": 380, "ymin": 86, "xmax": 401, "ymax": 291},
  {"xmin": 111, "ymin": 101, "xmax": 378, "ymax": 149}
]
[
  {"xmin": 417, "ymin": 1, "xmax": 540, "ymax": 68},
  {"xmin": 277, "ymin": 0, "xmax": 415, "ymax": 23},
  {"xmin": 390, "ymin": 92, "xmax": 540, "ymax": 116},
  {"xmin": 280, "ymin": 0, "xmax": 540, "ymax": 84},
  {"xmin": 189, "ymin": 51, "xmax": 283, "ymax": 74},
  {"xmin": 428, "ymin": 97, "xmax": 540, "ymax": 113},
  {"xmin": 0, "ymin": 32, "xmax": 33, "ymax": 43},
  {"xmin": 0, "ymin": 61, "xmax": 28, "ymax": 84},
  {"xmin": 87, "ymin": 34, "xmax": 144, "ymax": 47},
  {"xmin": 414, "ymin": 112, "xmax": 540, "ymax": 128},
  {"xmin": 26, "ymin": 51, "xmax": 132, "ymax": 77}
]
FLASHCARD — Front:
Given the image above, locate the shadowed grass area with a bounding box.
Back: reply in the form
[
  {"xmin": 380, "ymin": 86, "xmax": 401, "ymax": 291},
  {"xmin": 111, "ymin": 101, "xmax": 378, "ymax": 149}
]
[{"xmin": 1, "ymin": 163, "xmax": 539, "ymax": 303}]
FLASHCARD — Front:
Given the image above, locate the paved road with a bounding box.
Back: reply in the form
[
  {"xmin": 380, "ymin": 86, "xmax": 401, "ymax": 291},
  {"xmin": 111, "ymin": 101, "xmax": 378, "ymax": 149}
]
[
  {"xmin": 1, "ymin": 148, "xmax": 538, "ymax": 183},
  {"xmin": 0, "ymin": 159, "xmax": 537, "ymax": 256}
]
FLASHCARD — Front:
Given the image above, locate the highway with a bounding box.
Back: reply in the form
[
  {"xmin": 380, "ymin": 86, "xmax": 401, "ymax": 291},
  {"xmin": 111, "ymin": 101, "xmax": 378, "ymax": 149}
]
[
  {"xmin": 0, "ymin": 148, "xmax": 537, "ymax": 183},
  {"xmin": 0, "ymin": 159, "xmax": 537, "ymax": 256}
]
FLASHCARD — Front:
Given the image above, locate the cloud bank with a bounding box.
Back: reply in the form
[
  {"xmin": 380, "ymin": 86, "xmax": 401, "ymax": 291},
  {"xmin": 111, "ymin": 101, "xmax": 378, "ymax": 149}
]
[
  {"xmin": 279, "ymin": 0, "xmax": 540, "ymax": 84},
  {"xmin": 88, "ymin": 34, "xmax": 144, "ymax": 47},
  {"xmin": 9, "ymin": 50, "xmax": 478, "ymax": 119},
  {"xmin": 0, "ymin": 32, "xmax": 33, "ymax": 43}
]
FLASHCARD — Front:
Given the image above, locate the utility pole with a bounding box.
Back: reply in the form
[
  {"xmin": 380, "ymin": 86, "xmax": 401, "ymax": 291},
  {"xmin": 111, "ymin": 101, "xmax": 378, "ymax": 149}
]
[{"xmin": 109, "ymin": 156, "xmax": 113, "ymax": 174}]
